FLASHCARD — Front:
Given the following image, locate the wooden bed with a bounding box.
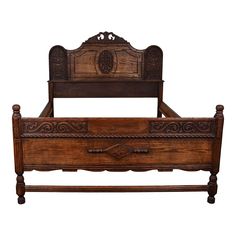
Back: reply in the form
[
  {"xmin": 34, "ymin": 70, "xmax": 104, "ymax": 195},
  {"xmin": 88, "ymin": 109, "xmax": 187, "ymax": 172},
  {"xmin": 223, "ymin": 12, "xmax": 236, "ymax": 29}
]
[{"xmin": 12, "ymin": 32, "xmax": 224, "ymax": 204}]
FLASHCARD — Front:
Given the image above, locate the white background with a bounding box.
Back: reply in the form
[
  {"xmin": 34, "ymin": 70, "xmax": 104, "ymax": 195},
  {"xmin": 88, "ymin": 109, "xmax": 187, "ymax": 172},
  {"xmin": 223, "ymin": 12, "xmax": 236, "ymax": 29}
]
[{"xmin": 0, "ymin": 0, "xmax": 235, "ymax": 235}]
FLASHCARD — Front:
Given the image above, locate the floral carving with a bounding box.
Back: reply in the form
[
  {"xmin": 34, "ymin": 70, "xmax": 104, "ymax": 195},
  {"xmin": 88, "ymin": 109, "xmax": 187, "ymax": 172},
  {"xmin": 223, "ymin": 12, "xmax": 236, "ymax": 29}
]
[
  {"xmin": 23, "ymin": 121, "xmax": 88, "ymax": 134},
  {"xmin": 98, "ymin": 50, "xmax": 114, "ymax": 74}
]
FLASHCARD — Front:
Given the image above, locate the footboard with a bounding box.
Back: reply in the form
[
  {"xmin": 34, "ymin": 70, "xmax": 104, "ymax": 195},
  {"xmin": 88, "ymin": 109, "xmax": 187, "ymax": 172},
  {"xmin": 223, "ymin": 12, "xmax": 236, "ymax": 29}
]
[{"xmin": 12, "ymin": 104, "xmax": 224, "ymax": 204}]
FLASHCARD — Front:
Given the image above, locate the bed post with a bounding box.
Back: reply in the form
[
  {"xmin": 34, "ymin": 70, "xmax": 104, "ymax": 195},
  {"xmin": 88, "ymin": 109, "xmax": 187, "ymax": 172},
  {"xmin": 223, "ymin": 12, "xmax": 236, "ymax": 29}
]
[
  {"xmin": 49, "ymin": 81, "xmax": 54, "ymax": 117},
  {"xmin": 207, "ymin": 105, "xmax": 224, "ymax": 204},
  {"xmin": 12, "ymin": 105, "xmax": 25, "ymax": 204},
  {"xmin": 48, "ymin": 45, "xmax": 68, "ymax": 117},
  {"xmin": 158, "ymin": 82, "xmax": 163, "ymax": 117}
]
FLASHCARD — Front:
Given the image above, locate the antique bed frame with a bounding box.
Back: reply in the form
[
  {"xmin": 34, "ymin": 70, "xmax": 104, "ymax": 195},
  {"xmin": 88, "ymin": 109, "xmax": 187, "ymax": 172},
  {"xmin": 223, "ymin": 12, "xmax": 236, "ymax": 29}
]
[{"xmin": 12, "ymin": 32, "xmax": 224, "ymax": 204}]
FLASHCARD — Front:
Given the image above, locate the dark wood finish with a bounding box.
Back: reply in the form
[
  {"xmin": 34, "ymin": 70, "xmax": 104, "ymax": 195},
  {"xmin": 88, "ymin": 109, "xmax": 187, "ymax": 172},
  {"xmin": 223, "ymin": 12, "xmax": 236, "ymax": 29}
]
[
  {"xmin": 159, "ymin": 101, "xmax": 180, "ymax": 118},
  {"xmin": 207, "ymin": 105, "xmax": 224, "ymax": 203},
  {"xmin": 39, "ymin": 101, "xmax": 53, "ymax": 117},
  {"xmin": 24, "ymin": 164, "xmax": 211, "ymax": 172},
  {"xmin": 25, "ymin": 185, "xmax": 208, "ymax": 192},
  {"xmin": 47, "ymin": 31, "xmax": 164, "ymax": 117},
  {"xmin": 12, "ymin": 105, "xmax": 25, "ymax": 204},
  {"xmin": 51, "ymin": 80, "xmax": 161, "ymax": 98},
  {"xmin": 12, "ymin": 32, "xmax": 224, "ymax": 204}
]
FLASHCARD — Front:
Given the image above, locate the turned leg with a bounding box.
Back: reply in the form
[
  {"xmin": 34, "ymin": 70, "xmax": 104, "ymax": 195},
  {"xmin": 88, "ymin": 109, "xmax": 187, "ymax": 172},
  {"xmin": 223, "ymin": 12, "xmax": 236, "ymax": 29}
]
[
  {"xmin": 207, "ymin": 173, "xmax": 217, "ymax": 204},
  {"xmin": 16, "ymin": 174, "xmax": 25, "ymax": 204}
]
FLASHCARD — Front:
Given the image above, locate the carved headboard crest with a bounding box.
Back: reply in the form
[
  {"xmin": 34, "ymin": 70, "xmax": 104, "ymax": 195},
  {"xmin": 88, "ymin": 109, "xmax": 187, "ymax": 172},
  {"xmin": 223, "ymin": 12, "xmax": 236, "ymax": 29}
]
[{"xmin": 84, "ymin": 31, "xmax": 128, "ymax": 44}]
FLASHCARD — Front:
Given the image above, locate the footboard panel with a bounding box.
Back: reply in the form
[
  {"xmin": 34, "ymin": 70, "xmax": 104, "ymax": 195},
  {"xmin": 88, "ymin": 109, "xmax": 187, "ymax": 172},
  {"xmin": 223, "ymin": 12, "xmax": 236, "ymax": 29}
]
[
  {"xmin": 19, "ymin": 117, "xmax": 216, "ymax": 171},
  {"xmin": 22, "ymin": 138, "xmax": 213, "ymax": 171}
]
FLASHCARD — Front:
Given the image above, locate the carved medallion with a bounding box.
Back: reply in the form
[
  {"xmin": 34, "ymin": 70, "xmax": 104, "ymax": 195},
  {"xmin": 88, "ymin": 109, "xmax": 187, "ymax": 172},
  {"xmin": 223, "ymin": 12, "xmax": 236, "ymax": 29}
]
[{"xmin": 98, "ymin": 50, "xmax": 114, "ymax": 74}]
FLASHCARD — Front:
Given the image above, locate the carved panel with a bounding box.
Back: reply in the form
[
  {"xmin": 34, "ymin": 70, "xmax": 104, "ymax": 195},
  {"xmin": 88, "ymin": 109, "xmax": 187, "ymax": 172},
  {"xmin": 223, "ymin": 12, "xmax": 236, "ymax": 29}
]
[
  {"xmin": 69, "ymin": 47, "xmax": 141, "ymax": 79},
  {"xmin": 149, "ymin": 121, "xmax": 215, "ymax": 135},
  {"xmin": 144, "ymin": 46, "xmax": 163, "ymax": 80},
  {"xmin": 84, "ymin": 32, "xmax": 128, "ymax": 44},
  {"xmin": 49, "ymin": 46, "xmax": 67, "ymax": 80},
  {"xmin": 98, "ymin": 50, "xmax": 114, "ymax": 74},
  {"xmin": 23, "ymin": 121, "xmax": 88, "ymax": 134}
]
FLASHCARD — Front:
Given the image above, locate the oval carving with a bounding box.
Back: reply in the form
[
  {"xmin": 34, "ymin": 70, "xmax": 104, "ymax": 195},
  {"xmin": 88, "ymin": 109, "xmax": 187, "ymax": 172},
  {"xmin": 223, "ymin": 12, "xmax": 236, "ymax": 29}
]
[{"xmin": 98, "ymin": 50, "xmax": 113, "ymax": 74}]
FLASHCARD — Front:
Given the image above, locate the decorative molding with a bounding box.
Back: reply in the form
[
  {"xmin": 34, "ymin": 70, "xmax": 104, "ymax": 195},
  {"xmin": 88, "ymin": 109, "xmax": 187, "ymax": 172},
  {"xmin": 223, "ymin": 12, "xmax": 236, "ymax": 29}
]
[
  {"xmin": 84, "ymin": 32, "xmax": 128, "ymax": 44},
  {"xmin": 24, "ymin": 164, "xmax": 211, "ymax": 172},
  {"xmin": 23, "ymin": 121, "xmax": 88, "ymax": 134},
  {"xmin": 149, "ymin": 121, "xmax": 215, "ymax": 135},
  {"xmin": 49, "ymin": 46, "xmax": 67, "ymax": 80},
  {"xmin": 88, "ymin": 143, "xmax": 149, "ymax": 159},
  {"xmin": 21, "ymin": 133, "xmax": 214, "ymax": 138},
  {"xmin": 98, "ymin": 50, "xmax": 114, "ymax": 74},
  {"xmin": 144, "ymin": 46, "xmax": 163, "ymax": 80}
]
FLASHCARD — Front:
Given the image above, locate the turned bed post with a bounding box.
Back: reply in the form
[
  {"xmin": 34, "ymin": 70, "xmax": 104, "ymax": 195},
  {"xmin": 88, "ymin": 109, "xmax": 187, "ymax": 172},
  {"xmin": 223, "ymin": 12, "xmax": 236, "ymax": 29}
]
[
  {"xmin": 12, "ymin": 105, "xmax": 25, "ymax": 204},
  {"xmin": 207, "ymin": 105, "xmax": 224, "ymax": 204}
]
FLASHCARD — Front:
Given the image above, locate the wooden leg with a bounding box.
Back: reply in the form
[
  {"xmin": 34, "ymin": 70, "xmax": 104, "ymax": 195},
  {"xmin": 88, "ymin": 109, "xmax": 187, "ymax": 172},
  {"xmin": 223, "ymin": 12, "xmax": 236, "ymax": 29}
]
[
  {"xmin": 16, "ymin": 174, "xmax": 25, "ymax": 204},
  {"xmin": 207, "ymin": 173, "xmax": 217, "ymax": 204}
]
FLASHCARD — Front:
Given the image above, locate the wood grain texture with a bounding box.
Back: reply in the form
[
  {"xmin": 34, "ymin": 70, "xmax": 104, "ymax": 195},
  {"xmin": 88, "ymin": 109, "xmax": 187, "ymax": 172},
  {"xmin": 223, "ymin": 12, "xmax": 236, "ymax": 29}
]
[
  {"xmin": 22, "ymin": 138, "xmax": 213, "ymax": 167},
  {"xmin": 159, "ymin": 101, "xmax": 180, "ymax": 118},
  {"xmin": 68, "ymin": 45, "xmax": 142, "ymax": 79},
  {"xmin": 12, "ymin": 32, "xmax": 224, "ymax": 204},
  {"xmin": 47, "ymin": 32, "xmax": 163, "ymax": 102}
]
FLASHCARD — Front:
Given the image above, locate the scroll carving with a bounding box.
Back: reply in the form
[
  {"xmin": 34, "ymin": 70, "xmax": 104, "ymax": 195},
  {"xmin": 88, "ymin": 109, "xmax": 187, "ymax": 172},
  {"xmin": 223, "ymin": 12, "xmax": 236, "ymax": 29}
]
[
  {"xmin": 23, "ymin": 121, "xmax": 88, "ymax": 134},
  {"xmin": 149, "ymin": 121, "xmax": 214, "ymax": 135},
  {"xmin": 49, "ymin": 46, "xmax": 67, "ymax": 80},
  {"xmin": 144, "ymin": 46, "xmax": 163, "ymax": 80},
  {"xmin": 98, "ymin": 50, "xmax": 114, "ymax": 74},
  {"xmin": 84, "ymin": 31, "xmax": 128, "ymax": 44}
]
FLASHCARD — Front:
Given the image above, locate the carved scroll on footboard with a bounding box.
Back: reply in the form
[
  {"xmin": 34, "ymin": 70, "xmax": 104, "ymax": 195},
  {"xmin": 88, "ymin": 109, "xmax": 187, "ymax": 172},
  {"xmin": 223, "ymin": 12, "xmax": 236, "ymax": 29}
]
[{"xmin": 19, "ymin": 117, "xmax": 216, "ymax": 173}]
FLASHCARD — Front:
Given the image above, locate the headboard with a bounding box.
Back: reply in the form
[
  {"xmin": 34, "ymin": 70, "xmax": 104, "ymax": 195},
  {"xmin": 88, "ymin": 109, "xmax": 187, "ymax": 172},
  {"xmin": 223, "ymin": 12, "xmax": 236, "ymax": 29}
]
[{"xmin": 48, "ymin": 32, "xmax": 163, "ymax": 100}]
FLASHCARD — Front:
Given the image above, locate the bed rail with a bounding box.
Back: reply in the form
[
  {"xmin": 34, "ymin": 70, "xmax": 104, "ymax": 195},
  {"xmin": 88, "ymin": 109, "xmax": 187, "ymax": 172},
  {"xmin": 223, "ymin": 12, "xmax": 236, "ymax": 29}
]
[{"xmin": 159, "ymin": 101, "xmax": 180, "ymax": 118}]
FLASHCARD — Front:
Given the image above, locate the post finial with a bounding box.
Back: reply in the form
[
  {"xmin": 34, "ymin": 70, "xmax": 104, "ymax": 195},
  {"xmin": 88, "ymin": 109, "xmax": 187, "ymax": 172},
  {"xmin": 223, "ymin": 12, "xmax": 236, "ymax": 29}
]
[
  {"xmin": 216, "ymin": 105, "xmax": 224, "ymax": 112},
  {"xmin": 215, "ymin": 104, "xmax": 224, "ymax": 118},
  {"xmin": 12, "ymin": 104, "xmax": 21, "ymax": 119}
]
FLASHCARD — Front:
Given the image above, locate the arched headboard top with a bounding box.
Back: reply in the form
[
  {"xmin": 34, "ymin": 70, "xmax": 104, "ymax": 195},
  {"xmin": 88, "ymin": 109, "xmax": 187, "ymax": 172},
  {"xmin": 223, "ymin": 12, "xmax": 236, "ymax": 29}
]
[{"xmin": 48, "ymin": 32, "xmax": 163, "ymax": 98}]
